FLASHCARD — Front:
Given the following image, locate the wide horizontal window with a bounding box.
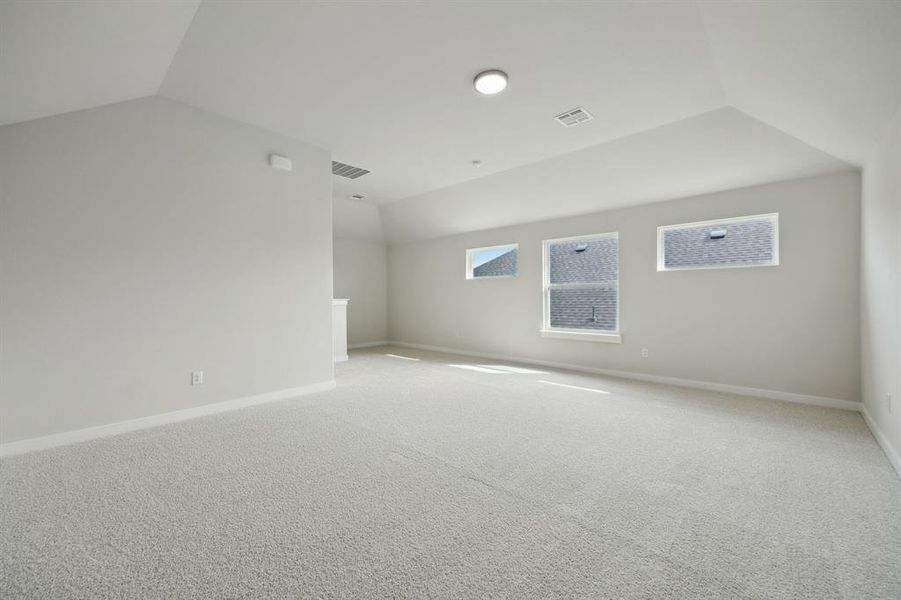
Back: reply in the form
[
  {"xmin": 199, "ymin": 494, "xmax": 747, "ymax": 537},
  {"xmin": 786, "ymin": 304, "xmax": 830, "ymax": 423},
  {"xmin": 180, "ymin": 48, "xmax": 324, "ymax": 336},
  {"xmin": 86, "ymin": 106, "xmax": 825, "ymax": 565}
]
[
  {"xmin": 657, "ymin": 213, "xmax": 779, "ymax": 271},
  {"xmin": 542, "ymin": 232, "xmax": 620, "ymax": 342},
  {"xmin": 466, "ymin": 244, "xmax": 518, "ymax": 279}
]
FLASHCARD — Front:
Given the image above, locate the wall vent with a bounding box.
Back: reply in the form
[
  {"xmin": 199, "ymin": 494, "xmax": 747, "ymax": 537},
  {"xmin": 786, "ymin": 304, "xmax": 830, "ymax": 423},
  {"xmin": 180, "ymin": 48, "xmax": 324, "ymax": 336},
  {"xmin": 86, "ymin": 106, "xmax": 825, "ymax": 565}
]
[
  {"xmin": 554, "ymin": 107, "xmax": 593, "ymax": 128},
  {"xmin": 332, "ymin": 161, "xmax": 370, "ymax": 179}
]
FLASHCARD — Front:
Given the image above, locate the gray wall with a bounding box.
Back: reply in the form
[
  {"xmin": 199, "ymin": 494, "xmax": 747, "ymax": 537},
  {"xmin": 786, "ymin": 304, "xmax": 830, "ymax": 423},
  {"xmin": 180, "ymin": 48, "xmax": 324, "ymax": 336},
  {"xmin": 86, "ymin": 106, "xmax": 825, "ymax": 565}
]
[
  {"xmin": 333, "ymin": 238, "xmax": 388, "ymax": 346},
  {"xmin": 388, "ymin": 171, "xmax": 861, "ymax": 402},
  {"xmin": 861, "ymin": 107, "xmax": 901, "ymax": 467},
  {"xmin": 0, "ymin": 97, "xmax": 334, "ymax": 443}
]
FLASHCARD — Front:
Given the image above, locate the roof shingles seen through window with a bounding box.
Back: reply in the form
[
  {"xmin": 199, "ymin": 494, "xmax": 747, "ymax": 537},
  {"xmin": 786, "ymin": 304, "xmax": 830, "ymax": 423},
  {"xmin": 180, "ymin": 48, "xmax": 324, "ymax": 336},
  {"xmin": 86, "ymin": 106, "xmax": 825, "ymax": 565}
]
[
  {"xmin": 549, "ymin": 237, "xmax": 618, "ymax": 284},
  {"xmin": 472, "ymin": 248, "xmax": 517, "ymax": 277},
  {"xmin": 547, "ymin": 235, "xmax": 619, "ymax": 332},
  {"xmin": 663, "ymin": 218, "xmax": 775, "ymax": 269}
]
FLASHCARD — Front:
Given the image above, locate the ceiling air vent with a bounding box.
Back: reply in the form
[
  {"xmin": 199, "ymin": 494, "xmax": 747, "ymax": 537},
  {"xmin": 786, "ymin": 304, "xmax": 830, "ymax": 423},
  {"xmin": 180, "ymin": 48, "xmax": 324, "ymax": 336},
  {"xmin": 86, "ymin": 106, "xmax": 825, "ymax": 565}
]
[
  {"xmin": 555, "ymin": 107, "xmax": 593, "ymax": 128},
  {"xmin": 332, "ymin": 161, "xmax": 370, "ymax": 179}
]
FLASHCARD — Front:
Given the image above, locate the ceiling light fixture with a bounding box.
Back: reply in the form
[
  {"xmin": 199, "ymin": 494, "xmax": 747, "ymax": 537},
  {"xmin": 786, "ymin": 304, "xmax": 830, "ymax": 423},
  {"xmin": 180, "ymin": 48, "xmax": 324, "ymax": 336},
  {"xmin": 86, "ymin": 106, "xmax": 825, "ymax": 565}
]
[{"xmin": 474, "ymin": 69, "xmax": 508, "ymax": 95}]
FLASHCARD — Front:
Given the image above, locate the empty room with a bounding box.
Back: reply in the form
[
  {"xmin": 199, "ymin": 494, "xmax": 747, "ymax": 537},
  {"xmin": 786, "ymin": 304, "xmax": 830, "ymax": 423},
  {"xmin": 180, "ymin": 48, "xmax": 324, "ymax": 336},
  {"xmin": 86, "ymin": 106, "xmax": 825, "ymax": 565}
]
[{"xmin": 2, "ymin": 0, "xmax": 900, "ymax": 598}]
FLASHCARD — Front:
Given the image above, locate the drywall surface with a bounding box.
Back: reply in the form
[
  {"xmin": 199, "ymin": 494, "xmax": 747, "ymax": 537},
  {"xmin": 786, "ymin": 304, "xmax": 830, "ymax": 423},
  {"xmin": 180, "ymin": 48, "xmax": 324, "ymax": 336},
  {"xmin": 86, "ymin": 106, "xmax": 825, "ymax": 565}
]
[
  {"xmin": 0, "ymin": 97, "xmax": 334, "ymax": 443},
  {"xmin": 333, "ymin": 239, "xmax": 388, "ymax": 346},
  {"xmin": 332, "ymin": 196, "xmax": 384, "ymax": 242},
  {"xmin": 388, "ymin": 171, "xmax": 861, "ymax": 402},
  {"xmin": 861, "ymin": 106, "xmax": 901, "ymax": 471},
  {"xmin": 379, "ymin": 108, "xmax": 849, "ymax": 243}
]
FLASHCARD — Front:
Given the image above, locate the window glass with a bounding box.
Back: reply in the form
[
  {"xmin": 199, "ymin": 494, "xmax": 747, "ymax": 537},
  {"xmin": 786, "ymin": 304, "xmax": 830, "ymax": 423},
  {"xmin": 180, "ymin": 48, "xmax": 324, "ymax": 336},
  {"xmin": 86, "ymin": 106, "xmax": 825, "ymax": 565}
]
[
  {"xmin": 467, "ymin": 244, "xmax": 518, "ymax": 279},
  {"xmin": 548, "ymin": 236, "xmax": 618, "ymax": 284},
  {"xmin": 658, "ymin": 214, "xmax": 778, "ymax": 270}
]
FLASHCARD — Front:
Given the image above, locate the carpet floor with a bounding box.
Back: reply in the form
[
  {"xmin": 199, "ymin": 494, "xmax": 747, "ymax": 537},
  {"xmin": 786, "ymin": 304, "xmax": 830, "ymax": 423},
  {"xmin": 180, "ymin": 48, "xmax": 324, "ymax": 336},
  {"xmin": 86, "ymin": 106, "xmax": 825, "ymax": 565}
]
[{"xmin": 2, "ymin": 345, "xmax": 900, "ymax": 599}]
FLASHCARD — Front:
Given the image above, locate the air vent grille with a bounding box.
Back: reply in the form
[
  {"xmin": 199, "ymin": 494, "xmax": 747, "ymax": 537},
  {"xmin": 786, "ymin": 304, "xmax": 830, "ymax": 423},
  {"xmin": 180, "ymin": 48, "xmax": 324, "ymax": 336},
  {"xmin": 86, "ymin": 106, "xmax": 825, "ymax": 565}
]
[
  {"xmin": 555, "ymin": 107, "xmax": 593, "ymax": 128},
  {"xmin": 332, "ymin": 161, "xmax": 370, "ymax": 179}
]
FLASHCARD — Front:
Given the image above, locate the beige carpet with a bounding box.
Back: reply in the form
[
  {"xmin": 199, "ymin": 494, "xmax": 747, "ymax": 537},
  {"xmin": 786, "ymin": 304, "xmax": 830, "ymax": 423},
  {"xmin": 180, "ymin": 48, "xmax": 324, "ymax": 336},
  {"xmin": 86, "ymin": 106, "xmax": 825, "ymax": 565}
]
[{"xmin": 2, "ymin": 345, "xmax": 899, "ymax": 599}]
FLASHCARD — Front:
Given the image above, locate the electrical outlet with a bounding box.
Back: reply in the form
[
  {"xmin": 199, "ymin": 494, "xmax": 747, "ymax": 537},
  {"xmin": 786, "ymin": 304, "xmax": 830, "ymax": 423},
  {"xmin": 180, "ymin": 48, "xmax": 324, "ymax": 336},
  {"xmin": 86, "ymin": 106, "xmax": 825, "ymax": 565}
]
[
  {"xmin": 191, "ymin": 371, "xmax": 204, "ymax": 386},
  {"xmin": 640, "ymin": 348, "xmax": 649, "ymax": 358}
]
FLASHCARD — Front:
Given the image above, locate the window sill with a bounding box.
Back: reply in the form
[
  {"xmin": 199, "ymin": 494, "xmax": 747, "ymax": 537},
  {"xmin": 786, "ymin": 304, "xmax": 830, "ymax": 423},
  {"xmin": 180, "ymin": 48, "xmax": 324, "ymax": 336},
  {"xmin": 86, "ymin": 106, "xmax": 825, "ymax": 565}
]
[
  {"xmin": 465, "ymin": 275, "xmax": 517, "ymax": 281},
  {"xmin": 539, "ymin": 329, "xmax": 622, "ymax": 344}
]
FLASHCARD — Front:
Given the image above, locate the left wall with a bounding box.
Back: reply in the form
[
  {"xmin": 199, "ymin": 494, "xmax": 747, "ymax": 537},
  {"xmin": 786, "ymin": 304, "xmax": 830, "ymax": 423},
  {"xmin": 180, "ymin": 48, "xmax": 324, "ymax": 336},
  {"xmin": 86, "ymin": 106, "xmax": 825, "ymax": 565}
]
[{"xmin": 0, "ymin": 97, "xmax": 334, "ymax": 444}]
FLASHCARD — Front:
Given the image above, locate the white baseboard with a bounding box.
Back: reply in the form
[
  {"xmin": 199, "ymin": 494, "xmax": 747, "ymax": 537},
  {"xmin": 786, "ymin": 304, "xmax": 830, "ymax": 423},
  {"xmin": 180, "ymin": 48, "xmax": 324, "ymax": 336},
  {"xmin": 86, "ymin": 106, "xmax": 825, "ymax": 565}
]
[
  {"xmin": 348, "ymin": 341, "xmax": 389, "ymax": 349},
  {"xmin": 0, "ymin": 380, "xmax": 337, "ymax": 458},
  {"xmin": 334, "ymin": 355, "xmax": 349, "ymax": 362},
  {"xmin": 388, "ymin": 340, "xmax": 861, "ymax": 412},
  {"xmin": 861, "ymin": 404, "xmax": 901, "ymax": 479}
]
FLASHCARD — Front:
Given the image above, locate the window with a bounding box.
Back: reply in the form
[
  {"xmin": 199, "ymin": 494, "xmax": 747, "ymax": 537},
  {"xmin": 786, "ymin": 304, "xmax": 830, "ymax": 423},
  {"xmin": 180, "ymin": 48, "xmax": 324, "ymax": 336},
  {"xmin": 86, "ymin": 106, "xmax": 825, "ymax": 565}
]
[
  {"xmin": 466, "ymin": 244, "xmax": 518, "ymax": 279},
  {"xmin": 541, "ymin": 232, "xmax": 620, "ymax": 343},
  {"xmin": 658, "ymin": 213, "xmax": 779, "ymax": 271}
]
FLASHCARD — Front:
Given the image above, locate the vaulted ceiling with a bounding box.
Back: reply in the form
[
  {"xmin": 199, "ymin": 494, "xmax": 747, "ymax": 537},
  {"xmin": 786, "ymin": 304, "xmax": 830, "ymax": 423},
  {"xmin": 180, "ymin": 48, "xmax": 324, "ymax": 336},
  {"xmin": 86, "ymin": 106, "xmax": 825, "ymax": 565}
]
[{"xmin": 3, "ymin": 1, "xmax": 900, "ymax": 241}]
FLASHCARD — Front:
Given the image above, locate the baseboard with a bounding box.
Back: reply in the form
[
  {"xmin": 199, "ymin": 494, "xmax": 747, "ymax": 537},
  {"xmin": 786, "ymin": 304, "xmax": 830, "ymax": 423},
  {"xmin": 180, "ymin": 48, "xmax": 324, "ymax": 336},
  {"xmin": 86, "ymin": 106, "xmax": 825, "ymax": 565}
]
[
  {"xmin": 334, "ymin": 354, "xmax": 349, "ymax": 362},
  {"xmin": 348, "ymin": 341, "xmax": 389, "ymax": 349},
  {"xmin": 861, "ymin": 404, "xmax": 901, "ymax": 479},
  {"xmin": 0, "ymin": 380, "xmax": 337, "ymax": 459},
  {"xmin": 388, "ymin": 340, "xmax": 860, "ymax": 412}
]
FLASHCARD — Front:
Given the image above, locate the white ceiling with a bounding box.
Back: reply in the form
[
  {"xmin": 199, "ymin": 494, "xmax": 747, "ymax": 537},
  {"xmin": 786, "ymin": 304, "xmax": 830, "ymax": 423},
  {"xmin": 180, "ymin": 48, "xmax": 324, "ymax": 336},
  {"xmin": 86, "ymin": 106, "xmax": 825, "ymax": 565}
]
[
  {"xmin": 2, "ymin": 0, "xmax": 900, "ymax": 242},
  {"xmin": 159, "ymin": 0, "xmax": 726, "ymax": 204}
]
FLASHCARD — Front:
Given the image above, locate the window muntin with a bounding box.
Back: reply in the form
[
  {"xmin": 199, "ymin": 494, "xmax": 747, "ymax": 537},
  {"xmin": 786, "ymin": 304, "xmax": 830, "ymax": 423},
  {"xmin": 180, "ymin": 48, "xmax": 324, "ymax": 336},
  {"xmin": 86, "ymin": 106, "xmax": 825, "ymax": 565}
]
[
  {"xmin": 657, "ymin": 213, "xmax": 779, "ymax": 271},
  {"xmin": 466, "ymin": 244, "xmax": 518, "ymax": 279},
  {"xmin": 542, "ymin": 233, "xmax": 619, "ymax": 333}
]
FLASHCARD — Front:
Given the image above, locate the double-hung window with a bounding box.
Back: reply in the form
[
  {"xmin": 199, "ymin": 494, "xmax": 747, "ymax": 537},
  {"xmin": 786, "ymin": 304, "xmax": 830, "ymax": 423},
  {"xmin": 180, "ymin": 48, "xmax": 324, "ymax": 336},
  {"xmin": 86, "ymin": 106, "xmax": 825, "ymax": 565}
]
[{"xmin": 541, "ymin": 232, "xmax": 621, "ymax": 343}]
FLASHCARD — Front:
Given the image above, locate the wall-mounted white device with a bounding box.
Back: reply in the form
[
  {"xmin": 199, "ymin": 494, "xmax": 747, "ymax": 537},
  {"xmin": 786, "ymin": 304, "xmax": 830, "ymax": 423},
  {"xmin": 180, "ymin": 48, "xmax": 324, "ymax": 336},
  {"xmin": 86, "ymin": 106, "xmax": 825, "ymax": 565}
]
[{"xmin": 269, "ymin": 154, "xmax": 293, "ymax": 171}]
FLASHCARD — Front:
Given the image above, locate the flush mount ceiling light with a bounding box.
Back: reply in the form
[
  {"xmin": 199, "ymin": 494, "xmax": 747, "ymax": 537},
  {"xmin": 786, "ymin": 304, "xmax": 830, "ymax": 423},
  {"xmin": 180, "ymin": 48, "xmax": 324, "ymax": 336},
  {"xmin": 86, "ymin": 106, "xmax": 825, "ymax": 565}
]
[{"xmin": 474, "ymin": 69, "xmax": 508, "ymax": 95}]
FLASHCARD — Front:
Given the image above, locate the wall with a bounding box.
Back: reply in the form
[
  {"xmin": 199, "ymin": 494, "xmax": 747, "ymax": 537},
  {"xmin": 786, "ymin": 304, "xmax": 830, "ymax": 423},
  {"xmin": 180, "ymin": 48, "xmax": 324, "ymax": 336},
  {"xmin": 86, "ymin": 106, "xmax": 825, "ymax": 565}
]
[
  {"xmin": 332, "ymin": 196, "xmax": 384, "ymax": 243},
  {"xmin": 388, "ymin": 171, "xmax": 861, "ymax": 403},
  {"xmin": 861, "ymin": 106, "xmax": 901, "ymax": 473},
  {"xmin": 333, "ymin": 238, "xmax": 388, "ymax": 346},
  {"xmin": 331, "ymin": 196, "xmax": 388, "ymax": 347},
  {"xmin": 0, "ymin": 96, "xmax": 334, "ymax": 444}
]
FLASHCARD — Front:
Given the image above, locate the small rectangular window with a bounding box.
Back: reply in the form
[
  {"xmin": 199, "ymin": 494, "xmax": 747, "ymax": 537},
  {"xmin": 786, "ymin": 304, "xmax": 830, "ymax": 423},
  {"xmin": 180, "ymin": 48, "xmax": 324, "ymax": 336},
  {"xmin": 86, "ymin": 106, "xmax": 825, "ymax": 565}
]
[
  {"xmin": 541, "ymin": 232, "xmax": 620, "ymax": 343},
  {"xmin": 466, "ymin": 244, "xmax": 518, "ymax": 279},
  {"xmin": 657, "ymin": 213, "xmax": 779, "ymax": 271}
]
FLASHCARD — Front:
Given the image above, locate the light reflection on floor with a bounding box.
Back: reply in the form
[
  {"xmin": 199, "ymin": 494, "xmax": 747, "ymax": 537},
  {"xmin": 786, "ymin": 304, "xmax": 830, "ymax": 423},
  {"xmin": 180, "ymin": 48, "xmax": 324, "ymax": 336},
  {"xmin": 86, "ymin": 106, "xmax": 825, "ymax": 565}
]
[
  {"xmin": 384, "ymin": 353, "xmax": 420, "ymax": 361},
  {"xmin": 537, "ymin": 380, "xmax": 610, "ymax": 394}
]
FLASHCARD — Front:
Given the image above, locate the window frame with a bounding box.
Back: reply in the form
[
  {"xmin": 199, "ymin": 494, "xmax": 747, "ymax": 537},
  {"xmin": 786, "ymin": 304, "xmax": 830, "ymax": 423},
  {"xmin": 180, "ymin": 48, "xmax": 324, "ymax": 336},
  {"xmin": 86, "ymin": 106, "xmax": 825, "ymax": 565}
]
[
  {"xmin": 465, "ymin": 243, "xmax": 519, "ymax": 280},
  {"xmin": 656, "ymin": 213, "xmax": 780, "ymax": 272},
  {"xmin": 540, "ymin": 231, "xmax": 622, "ymax": 344}
]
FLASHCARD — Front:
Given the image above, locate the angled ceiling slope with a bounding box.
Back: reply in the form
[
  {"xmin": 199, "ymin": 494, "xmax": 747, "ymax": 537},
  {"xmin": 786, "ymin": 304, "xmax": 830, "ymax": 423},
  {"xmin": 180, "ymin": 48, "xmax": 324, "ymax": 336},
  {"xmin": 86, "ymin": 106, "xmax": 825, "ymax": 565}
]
[
  {"xmin": 380, "ymin": 108, "xmax": 851, "ymax": 243},
  {"xmin": 700, "ymin": 0, "xmax": 901, "ymax": 166},
  {"xmin": 0, "ymin": 0, "xmax": 200, "ymax": 125}
]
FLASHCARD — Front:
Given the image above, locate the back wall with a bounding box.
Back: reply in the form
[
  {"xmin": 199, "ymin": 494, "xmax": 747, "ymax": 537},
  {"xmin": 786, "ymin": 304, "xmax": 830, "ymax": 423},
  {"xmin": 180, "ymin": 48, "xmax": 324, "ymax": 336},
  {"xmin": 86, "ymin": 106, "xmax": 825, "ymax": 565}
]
[{"xmin": 388, "ymin": 171, "xmax": 861, "ymax": 403}]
